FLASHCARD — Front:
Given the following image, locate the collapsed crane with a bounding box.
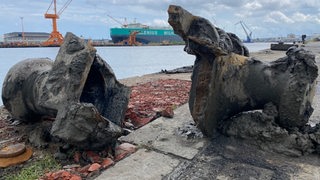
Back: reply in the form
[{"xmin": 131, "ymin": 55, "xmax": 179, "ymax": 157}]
[
  {"xmin": 43, "ymin": 0, "xmax": 72, "ymax": 46},
  {"xmin": 235, "ymin": 21, "xmax": 252, "ymax": 43}
]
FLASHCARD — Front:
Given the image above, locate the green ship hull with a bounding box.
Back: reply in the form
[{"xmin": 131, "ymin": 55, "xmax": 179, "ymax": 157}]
[{"xmin": 110, "ymin": 27, "xmax": 183, "ymax": 44}]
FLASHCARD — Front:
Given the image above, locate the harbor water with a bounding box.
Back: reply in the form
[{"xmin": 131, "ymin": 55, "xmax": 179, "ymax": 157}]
[{"xmin": 0, "ymin": 43, "xmax": 270, "ymax": 105}]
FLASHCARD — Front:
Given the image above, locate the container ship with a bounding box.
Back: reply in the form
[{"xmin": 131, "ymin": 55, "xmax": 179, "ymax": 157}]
[{"xmin": 110, "ymin": 23, "xmax": 183, "ymax": 44}]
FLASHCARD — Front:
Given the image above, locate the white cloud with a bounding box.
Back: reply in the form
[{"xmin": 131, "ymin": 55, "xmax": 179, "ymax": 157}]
[
  {"xmin": 244, "ymin": 1, "xmax": 262, "ymax": 10},
  {"xmin": 264, "ymin": 16, "xmax": 279, "ymax": 23},
  {"xmin": 235, "ymin": 11, "xmax": 253, "ymax": 19},
  {"xmin": 258, "ymin": 0, "xmax": 292, "ymax": 8},
  {"xmin": 292, "ymin": 12, "xmax": 312, "ymax": 22},
  {"xmin": 316, "ymin": 14, "xmax": 320, "ymax": 24},
  {"xmin": 292, "ymin": 12, "xmax": 320, "ymax": 24},
  {"xmin": 152, "ymin": 19, "xmax": 169, "ymax": 27},
  {"xmin": 266, "ymin": 11, "xmax": 294, "ymax": 24}
]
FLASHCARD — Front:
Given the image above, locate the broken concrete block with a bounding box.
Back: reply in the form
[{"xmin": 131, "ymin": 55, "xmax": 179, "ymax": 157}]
[
  {"xmin": 220, "ymin": 103, "xmax": 316, "ymax": 156},
  {"xmin": 168, "ymin": 5, "xmax": 318, "ymax": 137},
  {"xmin": 51, "ymin": 103, "xmax": 122, "ymax": 150},
  {"xmin": 2, "ymin": 32, "xmax": 130, "ymax": 149},
  {"xmin": 2, "ymin": 58, "xmax": 55, "ymax": 120},
  {"xmin": 168, "ymin": 5, "xmax": 249, "ymax": 57}
]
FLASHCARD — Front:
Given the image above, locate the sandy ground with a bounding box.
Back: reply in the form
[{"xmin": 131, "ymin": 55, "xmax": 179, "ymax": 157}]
[{"xmin": 119, "ymin": 72, "xmax": 192, "ymax": 86}]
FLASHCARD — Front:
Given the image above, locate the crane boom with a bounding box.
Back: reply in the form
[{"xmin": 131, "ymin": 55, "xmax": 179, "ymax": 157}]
[
  {"xmin": 43, "ymin": 0, "xmax": 72, "ymax": 46},
  {"xmin": 107, "ymin": 14, "xmax": 128, "ymax": 28},
  {"xmin": 58, "ymin": 0, "xmax": 72, "ymax": 15},
  {"xmin": 235, "ymin": 21, "xmax": 252, "ymax": 43}
]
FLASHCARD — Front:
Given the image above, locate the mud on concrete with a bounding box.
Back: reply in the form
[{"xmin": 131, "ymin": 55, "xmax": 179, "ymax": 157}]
[{"xmin": 166, "ymin": 135, "xmax": 320, "ymax": 180}]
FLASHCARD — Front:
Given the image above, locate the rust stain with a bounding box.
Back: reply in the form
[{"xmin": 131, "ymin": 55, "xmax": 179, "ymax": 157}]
[{"xmin": 0, "ymin": 147, "xmax": 33, "ymax": 168}]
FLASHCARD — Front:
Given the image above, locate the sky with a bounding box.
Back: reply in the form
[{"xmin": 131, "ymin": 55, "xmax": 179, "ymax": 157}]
[{"xmin": 0, "ymin": 0, "xmax": 320, "ymax": 40}]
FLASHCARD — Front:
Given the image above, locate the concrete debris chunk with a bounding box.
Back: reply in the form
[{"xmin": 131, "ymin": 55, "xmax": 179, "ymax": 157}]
[
  {"xmin": 168, "ymin": 5, "xmax": 320, "ymax": 156},
  {"xmin": 51, "ymin": 103, "xmax": 122, "ymax": 150},
  {"xmin": 2, "ymin": 32, "xmax": 130, "ymax": 149}
]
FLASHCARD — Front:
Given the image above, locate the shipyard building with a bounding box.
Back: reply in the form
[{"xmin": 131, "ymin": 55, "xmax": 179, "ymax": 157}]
[{"xmin": 3, "ymin": 32, "xmax": 50, "ymax": 44}]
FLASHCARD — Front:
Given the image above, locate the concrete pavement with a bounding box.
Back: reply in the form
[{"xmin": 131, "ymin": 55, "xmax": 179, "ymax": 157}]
[
  {"xmin": 96, "ymin": 103, "xmax": 207, "ymax": 180},
  {"xmin": 96, "ymin": 103, "xmax": 320, "ymax": 180}
]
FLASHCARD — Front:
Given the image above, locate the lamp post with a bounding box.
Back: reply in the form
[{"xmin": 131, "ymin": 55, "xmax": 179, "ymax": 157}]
[{"xmin": 20, "ymin": 17, "xmax": 25, "ymax": 44}]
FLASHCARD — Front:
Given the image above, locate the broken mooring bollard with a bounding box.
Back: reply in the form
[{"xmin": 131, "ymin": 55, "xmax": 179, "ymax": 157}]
[
  {"xmin": 2, "ymin": 32, "xmax": 130, "ymax": 150},
  {"xmin": 168, "ymin": 5, "xmax": 320, "ymax": 156}
]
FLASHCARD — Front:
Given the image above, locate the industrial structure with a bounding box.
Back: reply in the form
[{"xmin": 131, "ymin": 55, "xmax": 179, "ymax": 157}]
[
  {"xmin": 110, "ymin": 23, "xmax": 183, "ymax": 45},
  {"xmin": 235, "ymin": 21, "xmax": 252, "ymax": 43},
  {"xmin": 3, "ymin": 32, "xmax": 50, "ymax": 45},
  {"xmin": 108, "ymin": 14, "xmax": 182, "ymax": 45},
  {"xmin": 123, "ymin": 31, "xmax": 140, "ymax": 46},
  {"xmin": 43, "ymin": 0, "xmax": 72, "ymax": 46}
]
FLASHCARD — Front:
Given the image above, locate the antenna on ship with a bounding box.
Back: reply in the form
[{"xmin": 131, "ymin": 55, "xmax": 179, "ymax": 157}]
[{"xmin": 124, "ymin": 18, "xmax": 128, "ymax": 27}]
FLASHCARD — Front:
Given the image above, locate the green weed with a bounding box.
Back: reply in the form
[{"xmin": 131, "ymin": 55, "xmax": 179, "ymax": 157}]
[{"xmin": 4, "ymin": 154, "xmax": 61, "ymax": 180}]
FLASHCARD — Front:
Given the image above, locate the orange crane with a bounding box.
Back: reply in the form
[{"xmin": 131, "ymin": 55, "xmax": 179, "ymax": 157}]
[
  {"xmin": 127, "ymin": 31, "xmax": 140, "ymax": 46},
  {"xmin": 42, "ymin": 0, "xmax": 72, "ymax": 46},
  {"xmin": 118, "ymin": 31, "xmax": 140, "ymax": 46}
]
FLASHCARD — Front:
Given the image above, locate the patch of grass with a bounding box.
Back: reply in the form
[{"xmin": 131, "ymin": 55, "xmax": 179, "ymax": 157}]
[{"xmin": 4, "ymin": 154, "xmax": 61, "ymax": 180}]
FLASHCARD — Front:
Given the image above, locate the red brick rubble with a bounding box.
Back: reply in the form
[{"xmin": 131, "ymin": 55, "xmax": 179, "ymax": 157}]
[{"xmin": 125, "ymin": 79, "xmax": 191, "ymax": 128}]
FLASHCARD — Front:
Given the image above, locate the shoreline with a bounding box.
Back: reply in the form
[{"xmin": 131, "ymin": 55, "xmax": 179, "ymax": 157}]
[
  {"xmin": 0, "ymin": 43, "xmax": 186, "ymax": 49},
  {"xmin": 118, "ymin": 48, "xmax": 288, "ymax": 87}
]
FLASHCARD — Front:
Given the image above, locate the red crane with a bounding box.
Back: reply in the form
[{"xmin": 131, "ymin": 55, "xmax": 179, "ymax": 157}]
[{"xmin": 43, "ymin": 0, "xmax": 72, "ymax": 46}]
